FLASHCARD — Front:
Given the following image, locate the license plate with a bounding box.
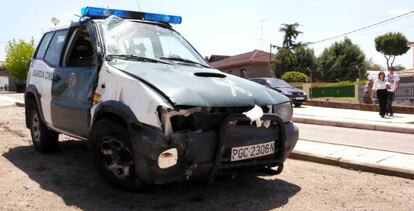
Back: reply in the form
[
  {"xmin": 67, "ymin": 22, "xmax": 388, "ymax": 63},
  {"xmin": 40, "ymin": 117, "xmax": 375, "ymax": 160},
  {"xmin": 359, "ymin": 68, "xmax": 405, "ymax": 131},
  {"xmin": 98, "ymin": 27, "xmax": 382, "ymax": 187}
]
[
  {"xmin": 231, "ymin": 141, "xmax": 275, "ymax": 161},
  {"xmin": 295, "ymin": 97, "xmax": 305, "ymax": 100}
]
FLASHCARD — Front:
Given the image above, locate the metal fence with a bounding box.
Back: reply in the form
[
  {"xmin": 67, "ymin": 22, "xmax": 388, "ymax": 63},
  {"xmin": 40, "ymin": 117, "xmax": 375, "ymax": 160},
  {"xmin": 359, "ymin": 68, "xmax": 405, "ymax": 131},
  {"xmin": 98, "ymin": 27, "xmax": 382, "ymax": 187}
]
[
  {"xmin": 359, "ymin": 82, "xmax": 414, "ymax": 105},
  {"xmin": 396, "ymin": 83, "xmax": 414, "ymax": 100}
]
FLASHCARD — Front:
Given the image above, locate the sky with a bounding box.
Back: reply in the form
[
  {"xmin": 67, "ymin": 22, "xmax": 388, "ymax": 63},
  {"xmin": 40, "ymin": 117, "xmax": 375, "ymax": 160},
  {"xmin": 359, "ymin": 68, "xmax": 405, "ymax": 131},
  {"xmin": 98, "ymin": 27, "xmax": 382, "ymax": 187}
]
[{"xmin": 1, "ymin": 0, "xmax": 413, "ymax": 69}]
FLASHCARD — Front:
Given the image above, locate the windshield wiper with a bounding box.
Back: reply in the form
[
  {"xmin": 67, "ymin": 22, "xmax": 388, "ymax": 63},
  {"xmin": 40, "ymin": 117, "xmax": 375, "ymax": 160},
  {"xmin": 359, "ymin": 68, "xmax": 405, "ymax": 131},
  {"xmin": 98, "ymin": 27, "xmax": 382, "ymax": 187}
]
[
  {"xmin": 106, "ymin": 54, "xmax": 170, "ymax": 64},
  {"xmin": 159, "ymin": 57, "xmax": 209, "ymax": 68}
]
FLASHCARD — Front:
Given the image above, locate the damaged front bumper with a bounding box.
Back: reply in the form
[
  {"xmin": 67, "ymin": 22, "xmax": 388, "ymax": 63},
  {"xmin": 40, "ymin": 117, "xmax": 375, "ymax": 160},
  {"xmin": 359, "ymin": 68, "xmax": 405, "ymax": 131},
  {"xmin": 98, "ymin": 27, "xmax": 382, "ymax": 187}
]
[{"xmin": 128, "ymin": 114, "xmax": 298, "ymax": 185}]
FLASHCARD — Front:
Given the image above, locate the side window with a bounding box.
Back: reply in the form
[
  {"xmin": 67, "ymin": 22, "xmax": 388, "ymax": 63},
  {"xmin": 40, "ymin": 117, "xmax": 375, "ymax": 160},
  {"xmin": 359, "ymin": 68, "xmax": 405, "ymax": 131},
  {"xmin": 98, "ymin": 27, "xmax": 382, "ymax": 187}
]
[
  {"xmin": 34, "ymin": 32, "xmax": 54, "ymax": 59},
  {"xmin": 44, "ymin": 30, "xmax": 68, "ymax": 67},
  {"xmin": 65, "ymin": 28, "xmax": 95, "ymax": 67},
  {"xmin": 240, "ymin": 68, "xmax": 247, "ymax": 78}
]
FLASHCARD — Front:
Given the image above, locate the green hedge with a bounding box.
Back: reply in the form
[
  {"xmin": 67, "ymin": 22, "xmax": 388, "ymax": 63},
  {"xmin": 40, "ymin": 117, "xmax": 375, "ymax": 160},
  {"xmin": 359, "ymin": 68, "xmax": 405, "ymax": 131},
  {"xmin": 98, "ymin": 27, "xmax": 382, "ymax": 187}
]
[
  {"xmin": 281, "ymin": 71, "xmax": 308, "ymax": 82},
  {"xmin": 311, "ymin": 85, "xmax": 354, "ymax": 98}
]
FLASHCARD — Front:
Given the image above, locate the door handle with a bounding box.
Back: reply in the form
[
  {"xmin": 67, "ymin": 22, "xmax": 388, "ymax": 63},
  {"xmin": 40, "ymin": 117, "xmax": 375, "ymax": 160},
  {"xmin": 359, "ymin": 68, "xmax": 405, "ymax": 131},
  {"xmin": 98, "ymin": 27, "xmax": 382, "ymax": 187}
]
[{"xmin": 53, "ymin": 74, "xmax": 62, "ymax": 83}]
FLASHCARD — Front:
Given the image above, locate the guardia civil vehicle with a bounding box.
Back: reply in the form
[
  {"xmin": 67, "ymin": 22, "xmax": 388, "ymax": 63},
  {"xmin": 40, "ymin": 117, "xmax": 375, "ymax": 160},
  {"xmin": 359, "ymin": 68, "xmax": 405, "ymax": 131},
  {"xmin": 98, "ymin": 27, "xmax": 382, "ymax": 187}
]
[{"xmin": 25, "ymin": 7, "xmax": 299, "ymax": 190}]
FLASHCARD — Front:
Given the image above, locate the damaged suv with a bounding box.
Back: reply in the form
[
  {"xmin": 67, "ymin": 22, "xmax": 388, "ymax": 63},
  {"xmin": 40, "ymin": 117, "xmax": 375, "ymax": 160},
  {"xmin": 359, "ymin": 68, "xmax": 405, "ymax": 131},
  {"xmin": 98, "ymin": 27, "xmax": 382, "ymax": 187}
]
[{"xmin": 25, "ymin": 7, "xmax": 298, "ymax": 190}]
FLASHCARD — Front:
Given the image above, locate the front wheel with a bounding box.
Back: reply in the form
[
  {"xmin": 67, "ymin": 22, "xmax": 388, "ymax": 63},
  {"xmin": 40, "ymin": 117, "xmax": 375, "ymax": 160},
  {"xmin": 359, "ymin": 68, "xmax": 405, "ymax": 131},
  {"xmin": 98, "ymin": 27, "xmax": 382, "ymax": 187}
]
[
  {"xmin": 88, "ymin": 119, "xmax": 144, "ymax": 191},
  {"xmin": 29, "ymin": 107, "xmax": 59, "ymax": 153}
]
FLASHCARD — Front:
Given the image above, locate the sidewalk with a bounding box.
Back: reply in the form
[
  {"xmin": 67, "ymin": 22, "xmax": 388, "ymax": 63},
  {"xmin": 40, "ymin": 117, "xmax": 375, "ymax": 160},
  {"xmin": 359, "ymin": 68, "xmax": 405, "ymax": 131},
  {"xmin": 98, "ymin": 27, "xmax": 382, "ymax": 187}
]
[
  {"xmin": 290, "ymin": 140, "xmax": 414, "ymax": 179},
  {"xmin": 293, "ymin": 105, "xmax": 414, "ymax": 134}
]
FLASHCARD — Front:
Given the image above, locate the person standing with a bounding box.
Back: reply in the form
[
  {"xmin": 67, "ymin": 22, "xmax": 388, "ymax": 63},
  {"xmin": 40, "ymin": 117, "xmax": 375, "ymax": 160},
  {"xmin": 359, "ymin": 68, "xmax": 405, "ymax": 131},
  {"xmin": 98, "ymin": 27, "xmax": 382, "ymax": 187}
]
[
  {"xmin": 385, "ymin": 67, "xmax": 400, "ymax": 116},
  {"xmin": 362, "ymin": 79, "xmax": 374, "ymax": 104},
  {"xmin": 372, "ymin": 71, "xmax": 388, "ymax": 118}
]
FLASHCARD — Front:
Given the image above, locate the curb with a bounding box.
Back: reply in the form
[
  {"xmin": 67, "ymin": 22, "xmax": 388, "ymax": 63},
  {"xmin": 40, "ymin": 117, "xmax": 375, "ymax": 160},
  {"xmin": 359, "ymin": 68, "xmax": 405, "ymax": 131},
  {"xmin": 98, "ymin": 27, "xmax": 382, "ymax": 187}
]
[
  {"xmin": 289, "ymin": 151, "xmax": 414, "ymax": 180},
  {"xmin": 293, "ymin": 116, "xmax": 414, "ymax": 134}
]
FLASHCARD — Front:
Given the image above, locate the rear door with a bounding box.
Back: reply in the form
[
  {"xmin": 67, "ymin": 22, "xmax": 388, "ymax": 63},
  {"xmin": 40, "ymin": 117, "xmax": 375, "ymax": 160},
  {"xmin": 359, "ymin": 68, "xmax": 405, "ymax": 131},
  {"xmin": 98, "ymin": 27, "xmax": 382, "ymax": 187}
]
[
  {"xmin": 50, "ymin": 25, "xmax": 97, "ymax": 138},
  {"xmin": 28, "ymin": 30, "xmax": 67, "ymax": 126}
]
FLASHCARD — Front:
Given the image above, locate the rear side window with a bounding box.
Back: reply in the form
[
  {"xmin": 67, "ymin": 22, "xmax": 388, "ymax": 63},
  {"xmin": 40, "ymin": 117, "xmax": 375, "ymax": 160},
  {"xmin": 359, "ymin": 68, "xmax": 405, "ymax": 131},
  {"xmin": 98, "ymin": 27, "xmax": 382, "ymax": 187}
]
[
  {"xmin": 44, "ymin": 30, "xmax": 68, "ymax": 67},
  {"xmin": 35, "ymin": 32, "xmax": 54, "ymax": 59}
]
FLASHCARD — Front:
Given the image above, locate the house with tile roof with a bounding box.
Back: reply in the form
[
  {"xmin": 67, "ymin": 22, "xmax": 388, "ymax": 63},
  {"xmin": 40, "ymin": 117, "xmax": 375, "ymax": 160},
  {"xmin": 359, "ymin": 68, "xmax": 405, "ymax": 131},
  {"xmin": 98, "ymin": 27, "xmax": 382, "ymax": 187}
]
[
  {"xmin": 401, "ymin": 41, "xmax": 414, "ymax": 82},
  {"xmin": 209, "ymin": 49, "xmax": 275, "ymax": 78}
]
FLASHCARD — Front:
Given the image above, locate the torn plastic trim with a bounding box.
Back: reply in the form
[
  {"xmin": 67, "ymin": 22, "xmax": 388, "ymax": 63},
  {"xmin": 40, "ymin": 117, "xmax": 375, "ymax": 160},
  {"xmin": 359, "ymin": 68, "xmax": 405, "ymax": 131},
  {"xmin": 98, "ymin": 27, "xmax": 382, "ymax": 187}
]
[
  {"xmin": 158, "ymin": 106, "xmax": 203, "ymax": 136},
  {"xmin": 158, "ymin": 105, "xmax": 276, "ymax": 136},
  {"xmin": 242, "ymin": 105, "xmax": 274, "ymax": 128}
]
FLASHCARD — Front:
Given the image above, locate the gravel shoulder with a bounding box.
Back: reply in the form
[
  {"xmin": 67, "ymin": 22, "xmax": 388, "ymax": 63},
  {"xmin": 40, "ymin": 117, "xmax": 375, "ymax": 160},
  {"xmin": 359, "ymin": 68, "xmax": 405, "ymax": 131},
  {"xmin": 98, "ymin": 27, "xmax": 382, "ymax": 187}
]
[{"xmin": 0, "ymin": 106, "xmax": 413, "ymax": 210}]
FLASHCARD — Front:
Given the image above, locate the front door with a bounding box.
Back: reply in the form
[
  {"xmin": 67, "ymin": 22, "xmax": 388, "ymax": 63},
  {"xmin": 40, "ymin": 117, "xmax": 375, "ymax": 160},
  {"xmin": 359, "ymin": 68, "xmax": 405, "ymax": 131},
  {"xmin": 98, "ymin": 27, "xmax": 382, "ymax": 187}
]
[{"xmin": 50, "ymin": 25, "xmax": 98, "ymax": 138}]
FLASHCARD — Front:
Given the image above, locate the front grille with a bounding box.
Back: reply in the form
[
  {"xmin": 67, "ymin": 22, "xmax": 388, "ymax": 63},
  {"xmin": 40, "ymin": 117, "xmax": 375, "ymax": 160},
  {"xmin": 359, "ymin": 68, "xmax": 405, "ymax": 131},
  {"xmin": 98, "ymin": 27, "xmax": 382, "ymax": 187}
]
[{"xmin": 170, "ymin": 106, "xmax": 254, "ymax": 132}]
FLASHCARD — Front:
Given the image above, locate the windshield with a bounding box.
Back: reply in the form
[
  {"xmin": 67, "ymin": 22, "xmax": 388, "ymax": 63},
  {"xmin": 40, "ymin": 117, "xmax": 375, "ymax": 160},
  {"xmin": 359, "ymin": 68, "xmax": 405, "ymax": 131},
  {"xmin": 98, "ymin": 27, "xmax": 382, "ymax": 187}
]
[
  {"xmin": 99, "ymin": 16, "xmax": 208, "ymax": 67},
  {"xmin": 268, "ymin": 79, "xmax": 292, "ymax": 88}
]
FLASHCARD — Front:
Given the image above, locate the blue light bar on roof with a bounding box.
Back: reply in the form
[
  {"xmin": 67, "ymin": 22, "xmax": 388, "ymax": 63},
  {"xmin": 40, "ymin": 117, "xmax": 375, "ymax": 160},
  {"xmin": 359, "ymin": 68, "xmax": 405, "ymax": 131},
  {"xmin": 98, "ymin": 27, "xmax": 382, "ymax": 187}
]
[
  {"xmin": 81, "ymin": 7, "xmax": 182, "ymax": 24},
  {"xmin": 144, "ymin": 12, "xmax": 182, "ymax": 24}
]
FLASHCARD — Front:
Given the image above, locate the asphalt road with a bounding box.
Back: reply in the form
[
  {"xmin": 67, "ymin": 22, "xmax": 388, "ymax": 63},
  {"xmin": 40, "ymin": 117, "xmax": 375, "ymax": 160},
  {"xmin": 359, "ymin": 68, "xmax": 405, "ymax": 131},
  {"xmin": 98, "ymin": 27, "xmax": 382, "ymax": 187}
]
[{"xmin": 297, "ymin": 123, "xmax": 414, "ymax": 154}]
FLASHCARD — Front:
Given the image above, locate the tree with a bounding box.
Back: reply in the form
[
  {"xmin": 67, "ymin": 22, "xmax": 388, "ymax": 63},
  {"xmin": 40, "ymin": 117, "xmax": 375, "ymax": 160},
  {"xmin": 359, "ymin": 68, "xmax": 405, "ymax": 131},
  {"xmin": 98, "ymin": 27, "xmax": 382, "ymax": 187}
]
[
  {"xmin": 273, "ymin": 45, "xmax": 317, "ymax": 78},
  {"xmin": 367, "ymin": 58, "xmax": 385, "ymax": 71},
  {"xmin": 281, "ymin": 71, "xmax": 308, "ymax": 82},
  {"xmin": 273, "ymin": 48, "xmax": 298, "ymax": 77},
  {"xmin": 318, "ymin": 38, "xmax": 368, "ymax": 82},
  {"xmin": 393, "ymin": 64, "xmax": 406, "ymax": 71},
  {"xmin": 5, "ymin": 39, "xmax": 35, "ymax": 81},
  {"xmin": 279, "ymin": 22, "xmax": 302, "ymax": 49},
  {"xmin": 374, "ymin": 32, "xmax": 410, "ymax": 68}
]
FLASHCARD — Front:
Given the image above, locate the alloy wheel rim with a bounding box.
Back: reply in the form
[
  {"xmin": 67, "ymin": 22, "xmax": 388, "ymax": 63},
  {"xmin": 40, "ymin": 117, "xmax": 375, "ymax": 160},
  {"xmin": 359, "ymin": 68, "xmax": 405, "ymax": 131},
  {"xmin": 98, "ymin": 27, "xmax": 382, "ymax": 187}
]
[
  {"xmin": 100, "ymin": 137, "xmax": 134, "ymax": 180},
  {"xmin": 32, "ymin": 113, "xmax": 41, "ymax": 143}
]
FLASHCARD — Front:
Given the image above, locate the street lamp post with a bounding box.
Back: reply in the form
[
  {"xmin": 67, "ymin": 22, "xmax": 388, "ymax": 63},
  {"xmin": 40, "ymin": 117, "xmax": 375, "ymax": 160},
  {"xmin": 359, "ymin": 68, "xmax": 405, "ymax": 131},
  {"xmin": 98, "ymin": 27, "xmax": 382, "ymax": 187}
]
[
  {"xmin": 355, "ymin": 65, "xmax": 361, "ymax": 84},
  {"xmin": 307, "ymin": 67, "xmax": 312, "ymax": 100}
]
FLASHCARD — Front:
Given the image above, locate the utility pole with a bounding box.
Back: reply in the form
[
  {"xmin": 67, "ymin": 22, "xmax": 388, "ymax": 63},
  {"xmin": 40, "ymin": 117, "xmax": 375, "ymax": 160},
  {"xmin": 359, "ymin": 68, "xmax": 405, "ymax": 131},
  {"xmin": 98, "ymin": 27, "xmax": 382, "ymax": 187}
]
[
  {"xmin": 269, "ymin": 44, "xmax": 277, "ymax": 75},
  {"xmin": 260, "ymin": 19, "xmax": 269, "ymax": 50}
]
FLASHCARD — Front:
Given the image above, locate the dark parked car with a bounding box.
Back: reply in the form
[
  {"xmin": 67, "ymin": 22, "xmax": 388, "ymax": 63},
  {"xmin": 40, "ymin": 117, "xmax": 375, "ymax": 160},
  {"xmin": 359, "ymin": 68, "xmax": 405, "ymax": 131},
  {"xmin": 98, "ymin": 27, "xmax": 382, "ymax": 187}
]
[{"xmin": 250, "ymin": 78, "xmax": 307, "ymax": 107}]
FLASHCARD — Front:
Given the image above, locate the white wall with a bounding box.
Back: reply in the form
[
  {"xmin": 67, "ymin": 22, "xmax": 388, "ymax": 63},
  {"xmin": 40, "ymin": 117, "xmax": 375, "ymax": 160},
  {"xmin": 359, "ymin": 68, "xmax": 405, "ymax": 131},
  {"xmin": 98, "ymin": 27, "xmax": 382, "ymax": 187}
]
[{"xmin": 0, "ymin": 76, "xmax": 8, "ymax": 87}]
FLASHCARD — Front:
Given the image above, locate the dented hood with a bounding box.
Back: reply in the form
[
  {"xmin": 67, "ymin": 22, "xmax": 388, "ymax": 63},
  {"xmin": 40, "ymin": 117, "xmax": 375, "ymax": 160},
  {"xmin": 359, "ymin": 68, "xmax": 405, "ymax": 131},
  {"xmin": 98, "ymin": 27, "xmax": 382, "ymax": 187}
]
[{"xmin": 109, "ymin": 60, "xmax": 289, "ymax": 107}]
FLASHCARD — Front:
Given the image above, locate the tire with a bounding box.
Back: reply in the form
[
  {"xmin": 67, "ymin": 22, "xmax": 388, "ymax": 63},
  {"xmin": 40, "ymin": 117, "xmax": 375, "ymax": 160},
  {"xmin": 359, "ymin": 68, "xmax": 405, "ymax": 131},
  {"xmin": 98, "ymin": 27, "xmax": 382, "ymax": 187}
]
[
  {"xmin": 29, "ymin": 107, "xmax": 59, "ymax": 153},
  {"xmin": 88, "ymin": 119, "xmax": 144, "ymax": 191},
  {"xmin": 294, "ymin": 103, "xmax": 302, "ymax": 107}
]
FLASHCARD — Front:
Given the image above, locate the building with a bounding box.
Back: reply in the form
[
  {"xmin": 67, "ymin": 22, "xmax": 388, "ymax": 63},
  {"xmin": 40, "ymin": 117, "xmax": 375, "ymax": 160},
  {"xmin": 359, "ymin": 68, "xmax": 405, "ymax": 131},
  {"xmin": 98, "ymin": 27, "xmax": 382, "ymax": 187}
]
[
  {"xmin": 207, "ymin": 55, "xmax": 229, "ymax": 63},
  {"xmin": 403, "ymin": 41, "xmax": 414, "ymax": 82},
  {"xmin": 209, "ymin": 50, "xmax": 275, "ymax": 78},
  {"xmin": 0, "ymin": 61, "xmax": 10, "ymax": 90},
  {"xmin": 408, "ymin": 41, "xmax": 414, "ymax": 68}
]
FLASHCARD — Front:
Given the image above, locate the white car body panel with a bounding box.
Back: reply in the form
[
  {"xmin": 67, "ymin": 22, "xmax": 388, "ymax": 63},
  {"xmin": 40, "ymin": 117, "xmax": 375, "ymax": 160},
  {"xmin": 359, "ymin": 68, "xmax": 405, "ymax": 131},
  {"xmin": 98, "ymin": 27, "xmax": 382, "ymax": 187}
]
[
  {"xmin": 91, "ymin": 62, "xmax": 173, "ymax": 128},
  {"xmin": 27, "ymin": 60, "xmax": 55, "ymax": 125}
]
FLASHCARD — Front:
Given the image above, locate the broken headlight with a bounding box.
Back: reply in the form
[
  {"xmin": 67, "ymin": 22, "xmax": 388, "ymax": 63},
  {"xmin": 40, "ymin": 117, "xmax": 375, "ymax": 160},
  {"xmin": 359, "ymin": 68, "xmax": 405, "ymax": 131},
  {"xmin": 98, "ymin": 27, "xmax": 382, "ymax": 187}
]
[{"xmin": 273, "ymin": 102, "xmax": 293, "ymax": 123}]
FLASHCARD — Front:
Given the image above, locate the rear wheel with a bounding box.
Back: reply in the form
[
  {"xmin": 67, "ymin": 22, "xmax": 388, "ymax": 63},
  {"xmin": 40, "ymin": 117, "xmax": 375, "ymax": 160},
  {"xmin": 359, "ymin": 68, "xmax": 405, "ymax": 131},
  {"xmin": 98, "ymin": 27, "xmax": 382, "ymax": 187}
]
[
  {"xmin": 29, "ymin": 107, "xmax": 59, "ymax": 153},
  {"xmin": 88, "ymin": 119, "xmax": 144, "ymax": 191},
  {"xmin": 294, "ymin": 103, "xmax": 302, "ymax": 107}
]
